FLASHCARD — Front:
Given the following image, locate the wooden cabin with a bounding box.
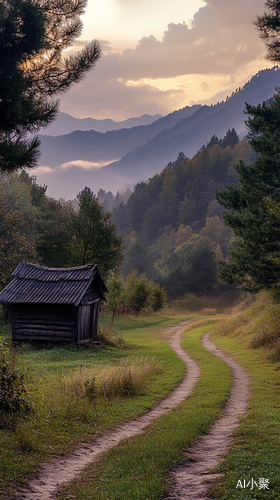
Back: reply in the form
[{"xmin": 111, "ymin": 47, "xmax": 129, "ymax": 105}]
[{"xmin": 0, "ymin": 262, "xmax": 108, "ymax": 343}]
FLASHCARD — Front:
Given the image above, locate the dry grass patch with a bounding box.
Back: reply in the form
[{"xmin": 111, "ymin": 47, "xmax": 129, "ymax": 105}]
[
  {"xmin": 213, "ymin": 291, "xmax": 280, "ymax": 360},
  {"xmin": 97, "ymin": 326, "xmax": 123, "ymax": 347},
  {"xmin": 97, "ymin": 357, "xmax": 163, "ymax": 398},
  {"xmin": 41, "ymin": 356, "xmax": 164, "ymax": 410}
]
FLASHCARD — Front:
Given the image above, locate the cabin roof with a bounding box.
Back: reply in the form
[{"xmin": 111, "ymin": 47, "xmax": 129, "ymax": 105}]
[{"xmin": 0, "ymin": 262, "xmax": 108, "ymax": 306}]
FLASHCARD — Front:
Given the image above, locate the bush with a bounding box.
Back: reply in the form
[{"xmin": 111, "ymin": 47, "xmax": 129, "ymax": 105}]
[
  {"xmin": 149, "ymin": 282, "xmax": 167, "ymax": 312},
  {"xmin": 105, "ymin": 271, "xmax": 167, "ymax": 319},
  {"xmin": 0, "ymin": 337, "xmax": 32, "ymax": 414},
  {"xmin": 106, "ymin": 273, "xmax": 126, "ymax": 324},
  {"xmin": 126, "ymin": 270, "xmax": 150, "ymax": 316}
]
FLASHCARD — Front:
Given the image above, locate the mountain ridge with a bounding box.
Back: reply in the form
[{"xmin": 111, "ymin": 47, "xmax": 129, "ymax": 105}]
[
  {"xmin": 39, "ymin": 105, "xmax": 201, "ymax": 167},
  {"xmin": 39, "ymin": 112, "xmax": 164, "ymax": 136},
  {"xmin": 102, "ymin": 67, "xmax": 280, "ymax": 180},
  {"xmin": 36, "ymin": 67, "xmax": 280, "ymax": 198}
]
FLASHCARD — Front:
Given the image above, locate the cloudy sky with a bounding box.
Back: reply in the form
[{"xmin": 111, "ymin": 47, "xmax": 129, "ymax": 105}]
[{"xmin": 60, "ymin": 0, "xmax": 270, "ymax": 121}]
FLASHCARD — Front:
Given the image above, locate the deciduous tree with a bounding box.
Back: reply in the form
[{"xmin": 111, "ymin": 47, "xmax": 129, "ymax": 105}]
[
  {"xmin": 125, "ymin": 270, "xmax": 150, "ymax": 316},
  {"xmin": 106, "ymin": 273, "xmax": 126, "ymax": 325}
]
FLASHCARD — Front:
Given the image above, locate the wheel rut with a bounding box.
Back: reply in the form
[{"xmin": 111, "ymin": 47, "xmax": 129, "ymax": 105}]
[
  {"xmin": 164, "ymin": 332, "xmax": 250, "ymax": 500},
  {"xmin": 14, "ymin": 321, "xmax": 200, "ymax": 500}
]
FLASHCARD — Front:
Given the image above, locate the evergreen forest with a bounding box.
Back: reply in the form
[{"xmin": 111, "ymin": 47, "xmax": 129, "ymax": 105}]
[{"xmin": 104, "ymin": 130, "xmax": 256, "ymax": 299}]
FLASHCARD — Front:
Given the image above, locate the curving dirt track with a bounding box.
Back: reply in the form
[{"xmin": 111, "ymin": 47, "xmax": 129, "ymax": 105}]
[
  {"xmin": 164, "ymin": 332, "xmax": 250, "ymax": 500},
  {"xmin": 14, "ymin": 321, "xmax": 200, "ymax": 500},
  {"xmin": 13, "ymin": 326, "xmax": 250, "ymax": 500}
]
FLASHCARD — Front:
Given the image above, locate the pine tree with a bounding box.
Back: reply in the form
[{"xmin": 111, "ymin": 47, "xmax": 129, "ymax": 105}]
[
  {"xmin": 206, "ymin": 135, "xmax": 220, "ymax": 149},
  {"xmin": 221, "ymin": 128, "xmax": 239, "ymax": 149},
  {"xmin": 0, "ymin": 0, "xmax": 101, "ymax": 172},
  {"xmin": 216, "ymin": 95, "xmax": 280, "ymax": 292},
  {"xmin": 71, "ymin": 187, "xmax": 125, "ymax": 276},
  {"xmin": 255, "ymin": 0, "xmax": 280, "ymax": 63}
]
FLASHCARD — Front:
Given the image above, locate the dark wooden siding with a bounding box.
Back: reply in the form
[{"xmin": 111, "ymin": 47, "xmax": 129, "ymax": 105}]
[
  {"xmin": 77, "ymin": 303, "xmax": 99, "ymax": 342},
  {"xmin": 11, "ymin": 303, "xmax": 76, "ymax": 342}
]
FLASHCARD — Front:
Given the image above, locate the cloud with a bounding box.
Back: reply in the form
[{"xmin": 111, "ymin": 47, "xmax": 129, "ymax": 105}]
[
  {"xmin": 60, "ymin": 0, "xmax": 271, "ymax": 119},
  {"xmin": 32, "ymin": 166, "xmax": 53, "ymax": 174},
  {"xmin": 200, "ymin": 82, "xmax": 210, "ymax": 92},
  {"xmin": 61, "ymin": 160, "xmax": 117, "ymax": 169},
  {"xmin": 61, "ymin": 70, "xmax": 179, "ymax": 119},
  {"xmin": 105, "ymin": 1, "xmax": 266, "ymax": 80}
]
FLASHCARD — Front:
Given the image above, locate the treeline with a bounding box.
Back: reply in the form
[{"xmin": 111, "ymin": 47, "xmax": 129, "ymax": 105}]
[
  {"xmin": 0, "ymin": 132, "xmax": 255, "ymax": 301},
  {"xmin": 109, "ymin": 132, "xmax": 255, "ymax": 298},
  {"xmin": 0, "ymin": 174, "xmax": 124, "ymax": 289},
  {"xmin": 97, "ymin": 187, "xmax": 132, "ymax": 212}
]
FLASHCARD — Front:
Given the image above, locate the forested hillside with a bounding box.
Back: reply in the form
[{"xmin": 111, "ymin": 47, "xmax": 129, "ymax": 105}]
[
  {"xmin": 103, "ymin": 68, "xmax": 280, "ymax": 180},
  {"xmin": 0, "ymin": 131, "xmax": 255, "ymax": 301},
  {"xmin": 108, "ymin": 133, "xmax": 255, "ymax": 298}
]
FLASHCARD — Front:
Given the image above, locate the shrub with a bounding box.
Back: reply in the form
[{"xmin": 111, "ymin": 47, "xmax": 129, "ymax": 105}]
[
  {"xmin": 0, "ymin": 337, "xmax": 32, "ymax": 414},
  {"xmin": 125, "ymin": 270, "xmax": 150, "ymax": 316},
  {"xmin": 106, "ymin": 273, "xmax": 126, "ymax": 324},
  {"xmin": 149, "ymin": 282, "xmax": 167, "ymax": 312}
]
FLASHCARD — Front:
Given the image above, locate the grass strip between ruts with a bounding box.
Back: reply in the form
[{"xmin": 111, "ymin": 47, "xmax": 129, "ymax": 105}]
[
  {"xmin": 57, "ymin": 323, "xmax": 232, "ymax": 500},
  {"xmin": 209, "ymin": 331, "xmax": 280, "ymax": 500}
]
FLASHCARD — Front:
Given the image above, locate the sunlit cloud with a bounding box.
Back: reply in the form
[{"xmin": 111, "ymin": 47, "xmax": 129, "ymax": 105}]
[
  {"xmin": 61, "ymin": 159, "xmax": 119, "ymax": 170},
  {"xmin": 32, "ymin": 166, "xmax": 53, "ymax": 174},
  {"xmin": 59, "ymin": 0, "xmax": 271, "ymax": 120}
]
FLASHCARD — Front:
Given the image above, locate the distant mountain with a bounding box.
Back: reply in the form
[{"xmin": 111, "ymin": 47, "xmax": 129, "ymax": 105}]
[
  {"xmin": 102, "ymin": 67, "xmax": 280, "ymax": 181},
  {"xmin": 39, "ymin": 105, "xmax": 201, "ymax": 167},
  {"xmin": 36, "ymin": 67, "xmax": 280, "ymax": 199},
  {"xmin": 39, "ymin": 112, "xmax": 164, "ymax": 135}
]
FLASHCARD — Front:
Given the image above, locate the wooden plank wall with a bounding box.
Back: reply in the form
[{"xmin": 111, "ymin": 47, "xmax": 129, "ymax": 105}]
[
  {"xmin": 77, "ymin": 304, "xmax": 99, "ymax": 342},
  {"xmin": 12, "ymin": 303, "xmax": 76, "ymax": 342}
]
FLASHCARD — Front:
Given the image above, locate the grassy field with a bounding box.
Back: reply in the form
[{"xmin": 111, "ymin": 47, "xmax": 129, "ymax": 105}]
[
  {"xmin": 0, "ymin": 312, "xmax": 195, "ymax": 498},
  {"xmin": 1, "ymin": 293, "xmax": 280, "ymax": 500}
]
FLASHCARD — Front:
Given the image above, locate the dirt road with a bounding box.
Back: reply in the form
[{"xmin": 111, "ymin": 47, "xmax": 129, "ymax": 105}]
[
  {"xmin": 14, "ymin": 326, "xmax": 250, "ymax": 500},
  {"xmin": 15, "ymin": 322, "xmax": 200, "ymax": 500}
]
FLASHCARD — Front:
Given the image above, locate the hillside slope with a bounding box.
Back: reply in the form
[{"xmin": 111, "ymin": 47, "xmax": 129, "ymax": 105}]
[
  {"xmin": 39, "ymin": 105, "xmax": 201, "ymax": 167},
  {"xmin": 103, "ymin": 67, "xmax": 280, "ymax": 180}
]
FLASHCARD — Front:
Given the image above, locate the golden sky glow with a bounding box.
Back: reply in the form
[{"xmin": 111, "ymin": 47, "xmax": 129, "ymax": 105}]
[
  {"xmin": 81, "ymin": 0, "xmax": 205, "ymax": 48},
  {"xmin": 59, "ymin": 0, "xmax": 272, "ymax": 120}
]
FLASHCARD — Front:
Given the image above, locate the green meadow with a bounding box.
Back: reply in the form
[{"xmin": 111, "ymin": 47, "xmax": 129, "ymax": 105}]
[
  {"xmin": 0, "ymin": 313, "xmax": 192, "ymax": 498},
  {"xmin": 1, "ymin": 294, "xmax": 280, "ymax": 499}
]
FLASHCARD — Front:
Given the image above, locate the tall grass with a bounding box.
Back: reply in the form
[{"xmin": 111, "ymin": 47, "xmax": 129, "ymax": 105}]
[
  {"xmin": 215, "ymin": 291, "xmax": 280, "ymax": 360},
  {"xmin": 43, "ymin": 356, "xmax": 163, "ymax": 408},
  {"xmin": 97, "ymin": 357, "xmax": 163, "ymax": 398}
]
